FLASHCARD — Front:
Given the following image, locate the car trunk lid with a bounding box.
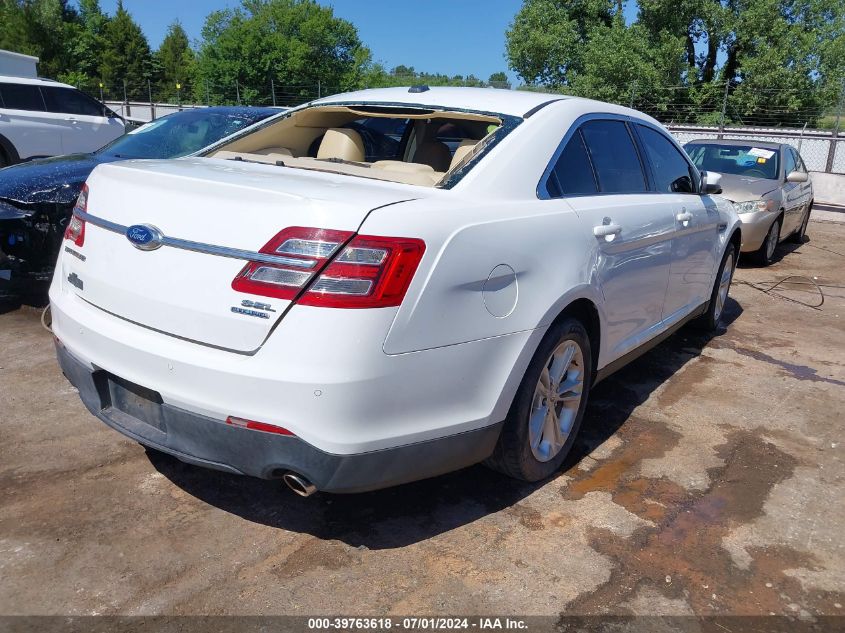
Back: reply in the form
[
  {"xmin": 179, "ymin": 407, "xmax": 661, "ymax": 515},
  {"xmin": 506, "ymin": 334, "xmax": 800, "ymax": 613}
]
[{"xmin": 69, "ymin": 158, "xmax": 419, "ymax": 352}]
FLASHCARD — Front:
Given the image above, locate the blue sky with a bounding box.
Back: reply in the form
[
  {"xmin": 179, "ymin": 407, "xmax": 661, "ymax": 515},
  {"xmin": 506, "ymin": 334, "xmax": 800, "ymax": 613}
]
[{"xmin": 93, "ymin": 1, "xmax": 640, "ymax": 84}]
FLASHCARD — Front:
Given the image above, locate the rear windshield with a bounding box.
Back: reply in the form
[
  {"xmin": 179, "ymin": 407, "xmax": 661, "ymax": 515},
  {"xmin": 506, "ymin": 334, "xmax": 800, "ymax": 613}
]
[
  {"xmin": 685, "ymin": 143, "xmax": 780, "ymax": 180},
  {"xmin": 207, "ymin": 104, "xmax": 519, "ymax": 188}
]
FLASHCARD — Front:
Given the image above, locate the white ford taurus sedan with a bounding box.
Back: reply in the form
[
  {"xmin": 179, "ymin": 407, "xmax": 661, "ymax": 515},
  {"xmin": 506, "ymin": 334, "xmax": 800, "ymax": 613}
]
[{"xmin": 49, "ymin": 87, "xmax": 740, "ymax": 495}]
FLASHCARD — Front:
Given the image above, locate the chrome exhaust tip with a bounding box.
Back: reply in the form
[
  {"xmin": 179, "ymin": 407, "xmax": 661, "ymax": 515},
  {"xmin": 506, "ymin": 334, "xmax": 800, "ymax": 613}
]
[{"xmin": 283, "ymin": 472, "xmax": 317, "ymax": 497}]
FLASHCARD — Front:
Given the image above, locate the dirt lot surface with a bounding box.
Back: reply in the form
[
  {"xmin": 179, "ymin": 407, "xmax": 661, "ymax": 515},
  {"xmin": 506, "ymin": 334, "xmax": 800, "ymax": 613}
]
[{"xmin": 1, "ymin": 219, "xmax": 844, "ymax": 619}]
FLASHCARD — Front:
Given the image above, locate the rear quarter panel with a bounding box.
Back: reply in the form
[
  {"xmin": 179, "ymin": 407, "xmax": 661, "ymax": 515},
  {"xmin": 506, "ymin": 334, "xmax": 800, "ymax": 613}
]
[{"xmin": 361, "ymin": 197, "xmax": 602, "ymax": 355}]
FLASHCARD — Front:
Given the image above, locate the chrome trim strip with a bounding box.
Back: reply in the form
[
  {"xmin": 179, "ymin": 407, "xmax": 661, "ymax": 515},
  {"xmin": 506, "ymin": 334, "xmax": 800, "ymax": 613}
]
[{"xmin": 75, "ymin": 210, "xmax": 317, "ymax": 269}]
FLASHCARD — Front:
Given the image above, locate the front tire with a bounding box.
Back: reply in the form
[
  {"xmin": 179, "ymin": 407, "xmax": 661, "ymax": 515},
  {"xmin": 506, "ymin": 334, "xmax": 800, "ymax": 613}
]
[
  {"xmin": 696, "ymin": 243, "xmax": 736, "ymax": 331},
  {"xmin": 486, "ymin": 317, "xmax": 592, "ymax": 482},
  {"xmin": 789, "ymin": 203, "xmax": 811, "ymax": 243},
  {"xmin": 751, "ymin": 216, "xmax": 780, "ymax": 266}
]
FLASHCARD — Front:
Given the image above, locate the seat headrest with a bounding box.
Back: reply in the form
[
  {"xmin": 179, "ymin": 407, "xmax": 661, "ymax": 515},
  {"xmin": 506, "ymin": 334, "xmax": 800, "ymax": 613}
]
[
  {"xmin": 449, "ymin": 139, "xmax": 478, "ymax": 171},
  {"xmin": 414, "ymin": 140, "xmax": 452, "ymax": 172},
  {"xmin": 317, "ymin": 128, "xmax": 365, "ymax": 162}
]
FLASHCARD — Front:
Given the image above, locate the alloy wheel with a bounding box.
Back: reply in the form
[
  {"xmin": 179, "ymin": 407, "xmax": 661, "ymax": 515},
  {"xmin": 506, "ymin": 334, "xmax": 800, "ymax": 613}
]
[{"xmin": 528, "ymin": 340, "xmax": 585, "ymax": 462}]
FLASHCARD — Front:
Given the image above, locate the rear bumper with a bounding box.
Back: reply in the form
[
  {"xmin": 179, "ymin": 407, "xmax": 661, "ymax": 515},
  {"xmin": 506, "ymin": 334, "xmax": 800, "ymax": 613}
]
[{"xmin": 57, "ymin": 342, "xmax": 503, "ymax": 493}]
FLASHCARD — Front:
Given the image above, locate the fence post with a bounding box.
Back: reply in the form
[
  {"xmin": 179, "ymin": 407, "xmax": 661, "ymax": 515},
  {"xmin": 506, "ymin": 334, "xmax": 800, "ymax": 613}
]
[
  {"xmin": 718, "ymin": 81, "xmax": 730, "ymax": 139},
  {"xmin": 236, "ymin": 80, "xmax": 241, "ymax": 105},
  {"xmin": 147, "ymin": 79, "xmax": 156, "ymax": 120},
  {"xmin": 317, "ymin": 79, "xmax": 321, "ymax": 99},
  {"xmin": 205, "ymin": 80, "xmax": 210, "ymax": 106},
  {"xmin": 629, "ymin": 80, "xmax": 637, "ymax": 109},
  {"xmin": 797, "ymin": 122, "xmax": 808, "ymax": 153},
  {"xmin": 122, "ymin": 79, "xmax": 131, "ymax": 118},
  {"xmin": 825, "ymin": 78, "xmax": 845, "ymax": 173},
  {"xmin": 271, "ymin": 78, "xmax": 276, "ymax": 107}
]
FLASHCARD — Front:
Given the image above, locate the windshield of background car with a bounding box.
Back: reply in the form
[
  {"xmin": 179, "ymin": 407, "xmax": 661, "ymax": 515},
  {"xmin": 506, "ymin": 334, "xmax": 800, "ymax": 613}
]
[
  {"xmin": 97, "ymin": 110, "xmax": 273, "ymax": 159},
  {"xmin": 684, "ymin": 143, "xmax": 780, "ymax": 180},
  {"xmin": 206, "ymin": 104, "xmax": 518, "ymax": 188}
]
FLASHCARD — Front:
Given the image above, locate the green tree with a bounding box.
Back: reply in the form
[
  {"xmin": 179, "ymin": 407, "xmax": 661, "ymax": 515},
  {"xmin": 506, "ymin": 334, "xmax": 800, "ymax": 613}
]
[
  {"xmin": 155, "ymin": 21, "xmax": 195, "ymax": 100},
  {"xmin": 193, "ymin": 0, "xmax": 369, "ymax": 105},
  {"xmin": 505, "ymin": 0, "xmax": 619, "ymax": 88},
  {"xmin": 60, "ymin": 0, "xmax": 110, "ymax": 87},
  {"xmin": 488, "ymin": 72, "xmax": 511, "ymax": 89},
  {"xmin": 570, "ymin": 20, "xmax": 686, "ymax": 110},
  {"xmin": 99, "ymin": 0, "xmax": 152, "ymax": 99},
  {"xmin": 0, "ymin": 0, "xmax": 79, "ymax": 79}
]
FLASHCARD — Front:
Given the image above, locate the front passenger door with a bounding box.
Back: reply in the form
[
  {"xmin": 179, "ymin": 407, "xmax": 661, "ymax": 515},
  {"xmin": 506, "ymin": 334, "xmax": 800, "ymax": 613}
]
[
  {"xmin": 40, "ymin": 86, "xmax": 124, "ymax": 154},
  {"xmin": 635, "ymin": 124, "xmax": 718, "ymax": 322}
]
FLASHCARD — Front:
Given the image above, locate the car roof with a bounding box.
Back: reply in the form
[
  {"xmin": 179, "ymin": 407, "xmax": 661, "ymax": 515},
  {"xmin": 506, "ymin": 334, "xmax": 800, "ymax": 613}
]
[
  {"xmin": 311, "ymin": 86, "xmax": 571, "ymax": 118},
  {"xmin": 0, "ymin": 75, "xmax": 75, "ymax": 89},
  {"xmin": 684, "ymin": 138, "xmax": 783, "ymax": 151}
]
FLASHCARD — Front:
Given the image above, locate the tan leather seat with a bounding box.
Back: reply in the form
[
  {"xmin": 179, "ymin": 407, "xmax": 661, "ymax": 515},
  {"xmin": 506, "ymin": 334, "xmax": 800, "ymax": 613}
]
[
  {"xmin": 317, "ymin": 128, "xmax": 365, "ymax": 162},
  {"xmin": 414, "ymin": 140, "xmax": 452, "ymax": 172},
  {"xmin": 449, "ymin": 139, "xmax": 477, "ymax": 171}
]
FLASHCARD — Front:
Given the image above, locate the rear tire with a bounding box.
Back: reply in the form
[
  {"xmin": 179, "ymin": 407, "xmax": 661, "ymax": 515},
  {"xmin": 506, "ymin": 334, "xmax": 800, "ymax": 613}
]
[
  {"xmin": 0, "ymin": 149, "xmax": 9, "ymax": 169},
  {"xmin": 789, "ymin": 203, "xmax": 811, "ymax": 243},
  {"xmin": 751, "ymin": 216, "xmax": 780, "ymax": 266},
  {"xmin": 486, "ymin": 317, "xmax": 592, "ymax": 482},
  {"xmin": 695, "ymin": 243, "xmax": 736, "ymax": 331}
]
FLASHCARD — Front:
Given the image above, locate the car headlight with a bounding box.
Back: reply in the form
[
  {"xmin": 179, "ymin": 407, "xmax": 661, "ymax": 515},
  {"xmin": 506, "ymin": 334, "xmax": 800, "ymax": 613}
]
[{"xmin": 733, "ymin": 199, "xmax": 775, "ymax": 214}]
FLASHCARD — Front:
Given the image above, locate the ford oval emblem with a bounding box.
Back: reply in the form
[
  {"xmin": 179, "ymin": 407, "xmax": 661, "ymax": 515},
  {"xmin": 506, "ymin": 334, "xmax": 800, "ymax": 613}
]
[{"xmin": 126, "ymin": 224, "xmax": 163, "ymax": 251}]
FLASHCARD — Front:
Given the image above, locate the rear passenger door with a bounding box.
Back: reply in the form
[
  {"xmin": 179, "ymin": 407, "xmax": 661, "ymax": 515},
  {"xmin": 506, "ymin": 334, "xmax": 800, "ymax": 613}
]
[
  {"xmin": 0, "ymin": 82, "xmax": 64, "ymax": 158},
  {"xmin": 541, "ymin": 116, "xmax": 675, "ymax": 364},
  {"xmin": 634, "ymin": 123, "xmax": 718, "ymax": 322}
]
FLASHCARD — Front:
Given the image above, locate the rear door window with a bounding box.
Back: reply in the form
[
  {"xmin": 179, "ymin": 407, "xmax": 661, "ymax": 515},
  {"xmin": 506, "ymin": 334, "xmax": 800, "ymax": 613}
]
[
  {"xmin": 0, "ymin": 83, "xmax": 45, "ymax": 111},
  {"xmin": 580, "ymin": 120, "xmax": 647, "ymax": 193},
  {"xmin": 546, "ymin": 130, "xmax": 598, "ymax": 197},
  {"xmin": 636, "ymin": 125, "xmax": 697, "ymax": 193},
  {"xmin": 41, "ymin": 87, "xmax": 105, "ymax": 117}
]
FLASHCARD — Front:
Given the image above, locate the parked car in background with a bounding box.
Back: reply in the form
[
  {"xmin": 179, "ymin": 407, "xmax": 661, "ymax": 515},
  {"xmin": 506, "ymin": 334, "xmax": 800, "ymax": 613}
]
[
  {"xmin": 683, "ymin": 139, "xmax": 813, "ymax": 265},
  {"xmin": 50, "ymin": 87, "xmax": 740, "ymax": 495},
  {"xmin": 0, "ymin": 106, "xmax": 280, "ymax": 302},
  {"xmin": 0, "ymin": 76, "xmax": 126, "ymax": 166}
]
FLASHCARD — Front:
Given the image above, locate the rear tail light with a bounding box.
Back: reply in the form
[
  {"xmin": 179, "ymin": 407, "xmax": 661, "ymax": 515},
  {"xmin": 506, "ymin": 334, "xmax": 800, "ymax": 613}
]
[
  {"xmin": 63, "ymin": 184, "xmax": 88, "ymax": 247},
  {"xmin": 232, "ymin": 227, "xmax": 425, "ymax": 309},
  {"xmin": 226, "ymin": 416, "xmax": 294, "ymax": 436}
]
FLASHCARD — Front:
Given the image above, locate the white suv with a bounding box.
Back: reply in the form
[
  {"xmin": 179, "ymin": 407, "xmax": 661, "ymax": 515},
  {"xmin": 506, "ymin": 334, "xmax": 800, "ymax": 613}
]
[
  {"xmin": 0, "ymin": 76, "xmax": 125, "ymax": 167},
  {"xmin": 50, "ymin": 87, "xmax": 740, "ymax": 495}
]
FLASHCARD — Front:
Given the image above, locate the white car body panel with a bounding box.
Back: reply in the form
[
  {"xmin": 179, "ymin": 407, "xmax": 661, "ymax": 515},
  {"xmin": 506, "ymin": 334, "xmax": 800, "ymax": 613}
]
[
  {"xmin": 0, "ymin": 75, "xmax": 124, "ymax": 161},
  {"xmin": 49, "ymin": 87, "xmax": 740, "ymax": 491}
]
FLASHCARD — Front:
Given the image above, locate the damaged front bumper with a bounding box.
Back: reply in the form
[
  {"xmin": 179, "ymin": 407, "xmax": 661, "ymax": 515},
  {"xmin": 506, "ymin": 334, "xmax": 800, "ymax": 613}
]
[{"xmin": 0, "ymin": 198, "xmax": 70, "ymax": 301}]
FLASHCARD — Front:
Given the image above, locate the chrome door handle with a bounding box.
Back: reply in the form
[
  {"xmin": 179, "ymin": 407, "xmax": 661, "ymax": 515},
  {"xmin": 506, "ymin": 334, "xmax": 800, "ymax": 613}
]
[
  {"xmin": 593, "ymin": 223, "xmax": 622, "ymax": 238},
  {"xmin": 676, "ymin": 212, "xmax": 693, "ymax": 223}
]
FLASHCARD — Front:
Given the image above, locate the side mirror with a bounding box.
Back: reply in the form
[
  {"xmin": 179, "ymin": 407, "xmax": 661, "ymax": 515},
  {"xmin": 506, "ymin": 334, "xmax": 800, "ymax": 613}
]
[
  {"xmin": 786, "ymin": 170, "xmax": 808, "ymax": 183},
  {"xmin": 701, "ymin": 170, "xmax": 722, "ymax": 195}
]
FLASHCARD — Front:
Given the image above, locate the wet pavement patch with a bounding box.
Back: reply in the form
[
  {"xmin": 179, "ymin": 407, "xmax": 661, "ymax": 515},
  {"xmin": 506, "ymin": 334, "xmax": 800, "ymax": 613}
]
[{"xmin": 562, "ymin": 427, "xmax": 845, "ymax": 615}]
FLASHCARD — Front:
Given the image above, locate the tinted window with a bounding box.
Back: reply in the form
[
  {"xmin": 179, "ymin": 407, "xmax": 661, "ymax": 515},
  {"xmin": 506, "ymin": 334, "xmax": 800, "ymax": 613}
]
[
  {"xmin": 637, "ymin": 125, "xmax": 696, "ymax": 193},
  {"xmin": 41, "ymin": 87, "xmax": 105, "ymax": 117},
  {"xmin": 547, "ymin": 130, "xmax": 597, "ymax": 197},
  {"xmin": 580, "ymin": 120, "xmax": 646, "ymax": 193},
  {"xmin": 783, "ymin": 147, "xmax": 796, "ymax": 176},
  {"xmin": 0, "ymin": 83, "xmax": 45, "ymax": 111}
]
